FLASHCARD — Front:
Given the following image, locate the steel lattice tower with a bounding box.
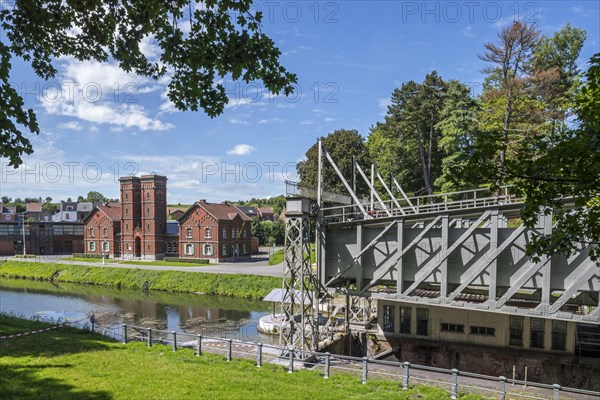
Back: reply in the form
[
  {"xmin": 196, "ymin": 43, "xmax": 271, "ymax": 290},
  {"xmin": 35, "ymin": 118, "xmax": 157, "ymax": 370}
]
[{"xmin": 280, "ymin": 198, "xmax": 319, "ymax": 356}]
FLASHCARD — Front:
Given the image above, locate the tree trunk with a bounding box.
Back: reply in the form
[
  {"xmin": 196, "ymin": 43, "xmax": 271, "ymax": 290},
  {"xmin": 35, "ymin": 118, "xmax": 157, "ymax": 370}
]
[
  {"xmin": 416, "ymin": 129, "xmax": 434, "ymax": 201},
  {"xmin": 497, "ymin": 88, "xmax": 513, "ymax": 188}
]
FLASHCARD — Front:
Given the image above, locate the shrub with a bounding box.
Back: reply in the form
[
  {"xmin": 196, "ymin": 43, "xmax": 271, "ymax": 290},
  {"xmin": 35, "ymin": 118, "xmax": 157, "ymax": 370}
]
[{"xmin": 163, "ymin": 257, "xmax": 209, "ymax": 264}]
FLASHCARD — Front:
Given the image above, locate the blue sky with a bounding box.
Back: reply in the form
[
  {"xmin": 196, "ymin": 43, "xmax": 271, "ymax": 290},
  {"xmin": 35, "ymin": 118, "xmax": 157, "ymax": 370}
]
[{"xmin": 1, "ymin": 0, "xmax": 599, "ymax": 204}]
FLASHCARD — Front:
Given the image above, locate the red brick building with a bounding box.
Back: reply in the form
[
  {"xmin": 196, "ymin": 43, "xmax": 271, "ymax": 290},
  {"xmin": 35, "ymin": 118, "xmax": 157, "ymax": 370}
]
[
  {"xmin": 178, "ymin": 200, "xmax": 252, "ymax": 262},
  {"xmin": 83, "ymin": 204, "xmax": 122, "ymax": 258},
  {"xmin": 120, "ymin": 175, "xmax": 167, "ymax": 260}
]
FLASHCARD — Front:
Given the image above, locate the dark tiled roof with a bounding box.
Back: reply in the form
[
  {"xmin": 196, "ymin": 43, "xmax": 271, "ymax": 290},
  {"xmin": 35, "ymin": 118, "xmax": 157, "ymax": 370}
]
[
  {"xmin": 97, "ymin": 204, "xmax": 122, "ymax": 222},
  {"xmin": 196, "ymin": 201, "xmax": 252, "ymax": 222},
  {"xmin": 61, "ymin": 202, "xmax": 77, "ymax": 212},
  {"xmin": 237, "ymin": 206, "xmax": 258, "ymax": 216}
]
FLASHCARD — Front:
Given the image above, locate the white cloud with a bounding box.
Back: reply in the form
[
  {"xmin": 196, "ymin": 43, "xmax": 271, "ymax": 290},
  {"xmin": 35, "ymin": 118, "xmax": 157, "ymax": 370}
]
[
  {"xmin": 41, "ymin": 56, "xmax": 173, "ymax": 132},
  {"xmin": 324, "ymin": 117, "xmax": 338, "ymax": 123},
  {"xmin": 300, "ymin": 120, "xmax": 316, "ymax": 125},
  {"xmin": 58, "ymin": 121, "xmax": 82, "ymax": 131},
  {"xmin": 229, "ymin": 118, "xmax": 249, "ymax": 125},
  {"xmin": 462, "ymin": 25, "xmax": 475, "ymax": 38},
  {"xmin": 226, "ymin": 144, "xmax": 256, "ymax": 156},
  {"xmin": 258, "ymin": 118, "xmax": 286, "ymax": 124}
]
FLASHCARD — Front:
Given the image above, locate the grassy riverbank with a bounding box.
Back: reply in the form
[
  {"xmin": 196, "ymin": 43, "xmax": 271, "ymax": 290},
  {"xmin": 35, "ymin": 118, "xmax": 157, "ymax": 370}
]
[
  {"xmin": 0, "ymin": 314, "xmax": 483, "ymax": 400},
  {"xmin": 0, "ymin": 261, "xmax": 279, "ymax": 300}
]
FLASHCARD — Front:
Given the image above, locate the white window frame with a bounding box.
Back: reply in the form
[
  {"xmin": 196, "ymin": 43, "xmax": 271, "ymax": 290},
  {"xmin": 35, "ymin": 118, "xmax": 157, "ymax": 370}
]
[
  {"xmin": 205, "ymin": 227, "xmax": 212, "ymax": 239},
  {"xmin": 103, "ymin": 227, "xmax": 108, "ymax": 237},
  {"xmin": 102, "ymin": 242, "xmax": 110, "ymax": 252},
  {"xmin": 89, "ymin": 227, "xmax": 95, "ymax": 237},
  {"xmin": 203, "ymin": 244, "xmax": 214, "ymax": 256},
  {"xmin": 88, "ymin": 241, "xmax": 96, "ymax": 251},
  {"xmin": 222, "ymin": 227, "xmax": 227, "ymax": 238},
  {"xmin": 186, "ymin": 227, "xmax": 193, "ymax": 238},
  {"xmin": 184, "ymin": 243, "xmax": 194, "ymax": 256},
  {"xmin": 222, "ymin": 244, "xmax": 228, "ymax": 256}
]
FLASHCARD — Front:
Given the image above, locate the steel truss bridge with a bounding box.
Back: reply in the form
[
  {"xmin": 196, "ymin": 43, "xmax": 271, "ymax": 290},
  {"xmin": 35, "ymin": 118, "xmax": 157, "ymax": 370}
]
[{"xmin": 280, "ymin": 140, "xmax": 599, "ymax": 353}]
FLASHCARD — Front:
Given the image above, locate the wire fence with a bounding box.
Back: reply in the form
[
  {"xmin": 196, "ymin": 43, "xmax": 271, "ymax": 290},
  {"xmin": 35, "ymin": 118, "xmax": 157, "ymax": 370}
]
[{"xmin": 116, "ymin": 323, "xmax": 600, "ymax": 400}]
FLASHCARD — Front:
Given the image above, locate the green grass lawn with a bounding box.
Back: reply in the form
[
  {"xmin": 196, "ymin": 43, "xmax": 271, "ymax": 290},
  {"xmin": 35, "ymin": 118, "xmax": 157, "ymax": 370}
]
[
  {"xmin": 120, "ymin": 260, "xmax": 210, "ymax": 267},
  {"xmin": 269, "ymin": 245, "xmax": 316, "ymax": 266},
  {"xmin": 0, "ymin": 314, "xmax": 484, "ymax": 400},
  {"xmin": 62, "ymin": 256, "xmax": 118, "ymax": 263},
  {"xmin": 268, "ymin": 249, "xmax": 285, "ymax": 265}
]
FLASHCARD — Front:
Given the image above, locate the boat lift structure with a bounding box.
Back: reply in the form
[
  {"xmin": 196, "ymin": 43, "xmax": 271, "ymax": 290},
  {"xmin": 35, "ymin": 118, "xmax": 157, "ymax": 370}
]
[{"xmin": 280, "ymin": 140, "xmax": 600, "ymax": 354}]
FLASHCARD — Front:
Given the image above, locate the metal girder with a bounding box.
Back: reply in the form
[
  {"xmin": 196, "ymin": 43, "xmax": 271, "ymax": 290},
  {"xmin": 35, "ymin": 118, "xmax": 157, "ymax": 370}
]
[
  {"xmin": 324, "ymin": 221, "xmax": 397, "ymax": 287},
  {"xmin": 401, "ymin": 211, "xmax": 492, "ymax": 297},
  {"xmin": 392, "ymin": 176, "xmax": 417, "ymax": 212},
  {"xmin": 362, "ymin": 215, "xmax": 443, "ymax": 292},
  {"xmin": 376, "ymin": 171, "xmax": 403, "ymax": 214},
  {"xmin": 539, "ymin": 214, "xmax": 553, "ymax": 312},
  {"xmin": 495, "ymin": 259, "xmax": 550, "ymax": 308},
  {"xmin": 354, "ymin": 162, "xmax": 391, "ymax": 217},
  {"xmin": 446, "ymin": 224, "xmax": 527, "ymax": 302},
  {"xmin": 549, "ymin": 263, "xmax": 599, "ymax": 313},
  {"xmin": 323, "ymin": 148, "xmax": 368, "ymax": 217}
]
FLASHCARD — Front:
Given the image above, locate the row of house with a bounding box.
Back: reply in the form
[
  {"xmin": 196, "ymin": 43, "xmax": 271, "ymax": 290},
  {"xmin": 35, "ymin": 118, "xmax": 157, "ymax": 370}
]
[
  {"xmin": 83, "ymin": 175, "xmax": 254, "ymax": 262},
  {"xmin": 0, "ymin": 201, "xmax": 96, "ymax": 223}
]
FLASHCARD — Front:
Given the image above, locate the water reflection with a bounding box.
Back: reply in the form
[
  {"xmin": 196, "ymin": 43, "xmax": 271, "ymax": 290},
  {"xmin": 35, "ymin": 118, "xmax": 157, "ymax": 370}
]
[{"xmin": 0, "ymin": 279, "xmax": 276, "ymax": 344}]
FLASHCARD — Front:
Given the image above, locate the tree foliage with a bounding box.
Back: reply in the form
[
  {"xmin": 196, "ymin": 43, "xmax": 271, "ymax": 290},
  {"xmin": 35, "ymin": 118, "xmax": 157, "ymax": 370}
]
[
  {"xmin": 297, "ymin": 129, "xmax": 371, "ymax": 196},
  {"xmin": 0, "ymin": 0, "xmax": 296, "ymax": 166},
  {"xmin": 517, "ymin": 53, "xmax": 600, "ymax": 263},
  {"xmin": 368, "ymin": 73, "xmax": 478, "ymax": 196}
]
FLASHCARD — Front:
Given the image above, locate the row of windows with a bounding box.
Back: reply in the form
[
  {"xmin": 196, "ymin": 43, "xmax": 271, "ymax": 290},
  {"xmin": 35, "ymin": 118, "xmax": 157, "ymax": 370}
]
[
  {"xmin": 183, "ymin": 243, "xmax": 249, "ymax": 257},
  {"xmin": 382, "ymin": 307, "xmax": 567, "ymax": 351},
  {"xmin": 511, "ymin": 317, "xmax": 567, "ymax": 351},
  {"xmin": 88, "ymin": 241, "xmax": 110, "ymax": 252},
  {"xmin": 0, "ymin": 225, "xmax": 83, "ymax": 235},
  {"xmin": 53, "ymin": 225, "xmax": 84, "ymax": 235},
  {"xmin": 185, "ymin": 227, "xmax": 248, "ymax": 239},
  {"xmin": 123, "ymin": 191, "xmax": 164, "ymax": 201},
  {"xmin": 88, "ymin": 227, "xmax": 110, "ymax": 237}
]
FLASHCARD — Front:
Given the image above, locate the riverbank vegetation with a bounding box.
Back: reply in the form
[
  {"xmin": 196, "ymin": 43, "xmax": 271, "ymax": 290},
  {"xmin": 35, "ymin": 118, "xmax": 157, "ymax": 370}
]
[
  {"xmin": 120, "ymin": 260, "xmax": 211, "ymax": 267},
  {"xmin": 0, "ymin": 261, "xmax": 279, "ymax": 300},
  {"xmin": 0, "ymin": 314, "xmax": 484, "ymax": 400}
]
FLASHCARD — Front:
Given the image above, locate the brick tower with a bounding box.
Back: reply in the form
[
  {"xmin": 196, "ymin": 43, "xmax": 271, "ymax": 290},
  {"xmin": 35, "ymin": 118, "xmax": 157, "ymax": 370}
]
[
  {"xmin": 119, "ymin": 175, "xmax": 167, "ymax": 260},
  {"xmin": 140, "ymin": 175, "xmax": 167, "ymax": 260}
]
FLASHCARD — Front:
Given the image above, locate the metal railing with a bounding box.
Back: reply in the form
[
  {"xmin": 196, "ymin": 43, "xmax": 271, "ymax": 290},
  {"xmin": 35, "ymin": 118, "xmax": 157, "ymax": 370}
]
[
  {"xmin": 321, "ymin": 186, "xmax": 521, "ymax": 224},
  {"xmin": 121, "ymin": 323, "xmax": 600, "ymax": 400}
]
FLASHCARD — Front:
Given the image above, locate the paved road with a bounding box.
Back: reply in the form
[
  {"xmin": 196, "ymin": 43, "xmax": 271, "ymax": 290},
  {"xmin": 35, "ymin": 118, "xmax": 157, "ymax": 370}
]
[{"xmin": 5, "ymin": 255, "xmax": 285, "ymax": 277}]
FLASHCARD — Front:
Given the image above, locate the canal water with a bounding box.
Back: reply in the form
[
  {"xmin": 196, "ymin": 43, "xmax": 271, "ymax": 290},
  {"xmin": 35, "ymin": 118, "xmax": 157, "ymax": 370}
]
[{"xmin": 0, "ymin": 278, "xmax": 278, "ymax": 344}]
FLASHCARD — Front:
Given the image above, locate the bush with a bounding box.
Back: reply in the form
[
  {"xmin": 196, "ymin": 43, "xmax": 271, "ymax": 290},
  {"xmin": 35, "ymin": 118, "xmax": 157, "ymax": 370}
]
[
  {"xmin": 163, "ymin": 257, "xmax": 209, "ymax": 264},
  {"xmin": 71, "ymin": 253, "xmax": 102, "ymax": 259}
]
